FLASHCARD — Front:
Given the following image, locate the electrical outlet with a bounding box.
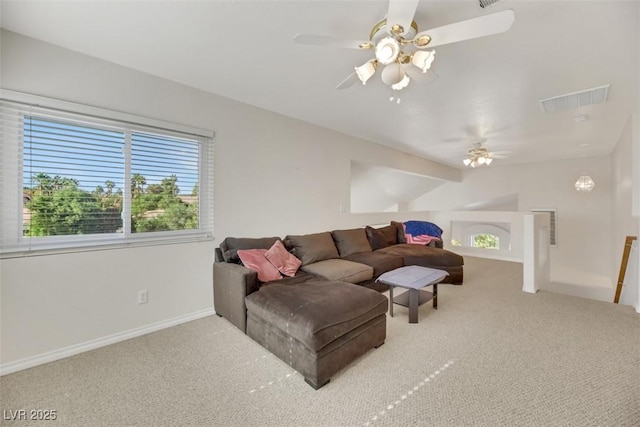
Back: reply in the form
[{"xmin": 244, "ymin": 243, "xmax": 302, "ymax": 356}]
[{"xmin": 138, "ymin": 290, "xmax": 148, "ymax": 305}]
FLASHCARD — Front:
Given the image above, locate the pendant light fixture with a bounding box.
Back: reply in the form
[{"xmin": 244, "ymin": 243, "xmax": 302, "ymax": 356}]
[{"xmin": 575, "ymin": 144, "xmax": 595, "ymax": 192}]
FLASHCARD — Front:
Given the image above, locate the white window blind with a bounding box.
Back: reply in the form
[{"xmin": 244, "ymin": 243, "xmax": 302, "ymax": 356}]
[
  {"xmin": 23, "ymin": 115, "xmax": 126, "ymax": 237},
  {"xmin": 1, "ymin": 92, "xmax": 214, "ymax": 257}
]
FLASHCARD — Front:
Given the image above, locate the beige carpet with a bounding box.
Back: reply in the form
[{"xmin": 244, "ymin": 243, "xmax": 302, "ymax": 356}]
[{"xmin": 2, "ymin": 257, "xmax": 639, "ymax": 426}]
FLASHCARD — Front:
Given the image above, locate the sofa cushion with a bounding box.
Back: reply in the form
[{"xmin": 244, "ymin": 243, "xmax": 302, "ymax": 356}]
[
  {"xmin": 221, "ymin": 236, "xmax": 281, "ymax": 263},
  {"xmin": 284, "ymin": 232, "xmax": 339, "ymax": 266},
  {"xmin": 391, "ymin": 221, "xmax": 407, "ymax": 244},
  {"xmin": 245, "ymin": 278, "xmax": 388, "ymax": 351},
  {"xmin": 237, "ymin": 249, "xmax": 283, "ymax": 283},
  {"xmin": 343, "ymin": 251, "xmax": 404, "ymax": 278},
  {"xmin": 331, "ymin": 228, "xmax": 372, "ymax": 257},
  {"xmin": 301, "ymin": 259, "xmax": 373, "ymax": 283},
  {"xmin": 365, "ymin": 224, "xmax": 398, "ymax": 250},
  {"xmin": 376, "ymin": 244, "xmax": 464, "ymax": 267},
  {"xmin": 265, "ymin": 240, "xmax": 302, "ymax": 277}
]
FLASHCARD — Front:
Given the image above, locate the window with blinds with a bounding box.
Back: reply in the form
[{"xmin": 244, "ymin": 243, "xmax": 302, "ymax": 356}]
[
  {"xmin": 1, "ymin": 93, "xmax": 214, "ymax": 257},
  {"xmin": 23, "ymin": 116, "xmax": 126, "ymax": 237}
]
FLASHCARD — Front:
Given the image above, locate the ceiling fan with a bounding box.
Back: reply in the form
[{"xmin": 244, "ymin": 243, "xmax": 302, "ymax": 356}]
[
  {"xmin": 463, "ymin": 141, "xmax": 509, "ymax": 167},
  {"xmin": 294, "ymin": 0, "xmax": 515, "ymax": 95}
]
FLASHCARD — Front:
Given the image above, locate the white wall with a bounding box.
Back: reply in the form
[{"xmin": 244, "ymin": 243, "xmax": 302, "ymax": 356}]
[
  {"xmin": 350, "ymin": 162, "xmax": 450, "ymax": 213},
  {"xmin": 0, "ymin": 31, "xmax": 460, "ymax": 371},
  {"xmin": 611, "ymin": 118, "xmax": 639, "ymax": 282},
  {"xmin": 610, "ymin": 2, "xmax": 639, "ymax": 305},
  {"xmin": 522, "ymin": 213, "xmax": 551, "ymax": 294},
  {"xmin": 412, "ymin": 157, "xmax": 613, "ymax": 289}
]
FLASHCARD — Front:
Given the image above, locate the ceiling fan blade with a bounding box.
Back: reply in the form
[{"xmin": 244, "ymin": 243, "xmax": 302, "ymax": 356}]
[
  {"xmin": 405, "ymin": 67, "xmax": 439, "ymax": 85},
  {"xmin": 421, "ymin": 69, "xmax": 439, "ymax": 85},
  {"xmin": 386, "ymin": 0, "xmax": 420, "ymax": 36},
  {"xmin": 489, "ymin": 150, "xmax": 511, "ymax": 159},
  {"xmin": 336, "ymin": 72, "xmax": 360, "ymax": 90},
  {"xmin": 293, "ymin": 33, "xmax": 372, "ymax": 50},
  {"xmin": 414, "ymin": 9, "xmax": 515, "ymax": 49}
]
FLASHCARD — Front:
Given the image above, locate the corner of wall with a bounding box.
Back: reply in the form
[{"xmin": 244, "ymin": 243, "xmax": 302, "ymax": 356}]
[{"xmin": 633, "ymin": 113, "xmax": 640, "ymax": 217}]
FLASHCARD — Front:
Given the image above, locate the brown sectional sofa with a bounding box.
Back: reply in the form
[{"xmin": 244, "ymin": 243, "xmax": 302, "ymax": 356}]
[{"xmin": 213, "ymin": 222, "xmax": 463, "ymax": 389}]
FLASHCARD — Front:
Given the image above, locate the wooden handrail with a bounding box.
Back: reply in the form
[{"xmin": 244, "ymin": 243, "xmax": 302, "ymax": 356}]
[{"xmin": 614, "ymin": 236, "xmax": 637, "ymax": 304}]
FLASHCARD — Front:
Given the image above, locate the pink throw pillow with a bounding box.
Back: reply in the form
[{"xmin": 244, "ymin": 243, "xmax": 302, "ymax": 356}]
[
  {"xmin": 265, "ymin": 240, "xmax": 301, "ymax": 277},
  {"xmin": 237, "ymin": 249, "xmax": 283, "ymax": 283}
]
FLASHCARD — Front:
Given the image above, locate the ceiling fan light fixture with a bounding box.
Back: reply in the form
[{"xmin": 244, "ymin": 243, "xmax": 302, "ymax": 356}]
[
  {"xmin": 414, "ymin": 34, "xmax": 432, "ymax": 47},
  {"xmin": 463, "ymin": 144, "xmax": 495, "ymax": 168},
  {"xmin": 391, "ymin": 73, "xmax": 410, "ymax": 90},
  {"xmin": 375, "ymin": 37, "xmax": 400, "ymax": 65},
  {"xmin": 355, "ymin": 60, "xmax": 377, "ymax": 85},
  {"xmin": 294, "ymin": 8, "xmax": 517, "ymax": 101},
  {"xmin": 411, "ymin": 50, "xmax": 436, "ymax": 72},
  {"xmin": 381, "ymin": 62, "xmax": 405, "ymax": 86}
]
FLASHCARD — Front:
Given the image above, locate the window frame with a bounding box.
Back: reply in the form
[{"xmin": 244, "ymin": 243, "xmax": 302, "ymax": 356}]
[{"xmin": 1, "ymin": 90, "xmax": 215, "ymax": 258}]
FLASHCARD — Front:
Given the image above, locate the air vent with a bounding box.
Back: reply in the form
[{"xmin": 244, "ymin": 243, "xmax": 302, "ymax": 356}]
[
  {"xmin": 539, "ymin": 85, "xmax": 610, "ymax": 114},
  {"xmin": 531, "ymin": 209, "xmax": 557, "ymax": 247},
  {"xmin": 479, "ymin": 0, "xmax": 501, "ymax": 8}
]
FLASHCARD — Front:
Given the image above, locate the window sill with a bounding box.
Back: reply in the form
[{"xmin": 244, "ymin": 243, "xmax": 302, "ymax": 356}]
[{"xmin": 0, "ymin": 232, "xmax": 214, "ymax": 259}]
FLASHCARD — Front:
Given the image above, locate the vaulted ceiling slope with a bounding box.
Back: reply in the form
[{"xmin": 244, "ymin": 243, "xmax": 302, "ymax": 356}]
[{"xmin": 1, "ymin": 1, "xmax": 638, "ymax": 168}]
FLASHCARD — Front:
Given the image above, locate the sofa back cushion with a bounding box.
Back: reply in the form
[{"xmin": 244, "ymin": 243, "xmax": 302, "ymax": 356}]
[
  {"xmin": 391, "ymin": 221, "xmax": 407, "ymax": 244},
  {"xmin": 220, "ymin": 236, "xmax": 280, "ymax": 263},
  {"xmin": 284, "ymin": 232, "xmax": 339, "ymax": 266},
  {"xmin": 331, "ymin": 228, "xmax": 372, "ymax": 257},
  {"xmin": 365, "ymin": 224, "xmax": 398, "ymax": 251}
]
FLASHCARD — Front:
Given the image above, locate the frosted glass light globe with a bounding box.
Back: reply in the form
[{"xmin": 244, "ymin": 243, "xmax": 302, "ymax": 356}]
[
  {"xmin": 381, "ymin": 63, "xmax": 405, "ymax": 86},
  {"xmin": 375, "ymin": 37, "xmax": 400, "ymax": 65}
]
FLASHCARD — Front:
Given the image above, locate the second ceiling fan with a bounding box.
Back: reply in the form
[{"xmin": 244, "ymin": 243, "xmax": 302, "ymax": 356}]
[{"xmin": 294, "ymin": 0, "xmax": 515, "ymax": 93}]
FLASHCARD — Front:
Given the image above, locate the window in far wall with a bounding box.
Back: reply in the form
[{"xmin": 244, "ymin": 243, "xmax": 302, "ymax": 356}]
[
  {"xmin": 470, "ymin": 233, "xmax": 500, "ymax": 249},
  {"xmin": 1, "ymin": 93, "xmax": 214, "ymax": 257},
  {"xmin": 450, "ymin": 221, "xmax": 511, "ymax": 251}
]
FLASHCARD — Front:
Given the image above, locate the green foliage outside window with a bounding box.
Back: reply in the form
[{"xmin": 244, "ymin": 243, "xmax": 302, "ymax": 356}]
[
  {"xmin": 25, "ymin": 173, "xmax": 198, "ymax": 236},
  {"xmin": 472, "ymin": 234, "xmax": 499, "ymax": 249}
]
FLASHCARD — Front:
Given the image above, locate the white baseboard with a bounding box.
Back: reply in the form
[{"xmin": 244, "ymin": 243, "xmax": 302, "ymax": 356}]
[
  {"xmin": 540, "ymin": 281, "xmax": 614, "ymax": 302},
  {"xmin": 0, "ymin": 307, "xmax": 216, "ymax": 376}
]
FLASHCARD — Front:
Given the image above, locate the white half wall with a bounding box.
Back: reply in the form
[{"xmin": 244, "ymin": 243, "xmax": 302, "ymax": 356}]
[
  {"xmin": 413, "ymin": 157, "xmax": 614, "ymax": 290},
  {"xmin": 0, "ymin": 30, "xmax": 460, "ymax": 371},
  {"xmin": 522, "ymin": 213, "xmax": 551, "ymax": 294},
  {"xmin": 430, "ymin": 210, "xmax": 525, "ymax": 262}
]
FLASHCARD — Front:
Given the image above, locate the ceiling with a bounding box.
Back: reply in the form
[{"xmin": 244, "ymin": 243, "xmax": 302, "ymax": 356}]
[{"xmin": 1, "ymin": 0, "xmax": 638, "ymax": 169}]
